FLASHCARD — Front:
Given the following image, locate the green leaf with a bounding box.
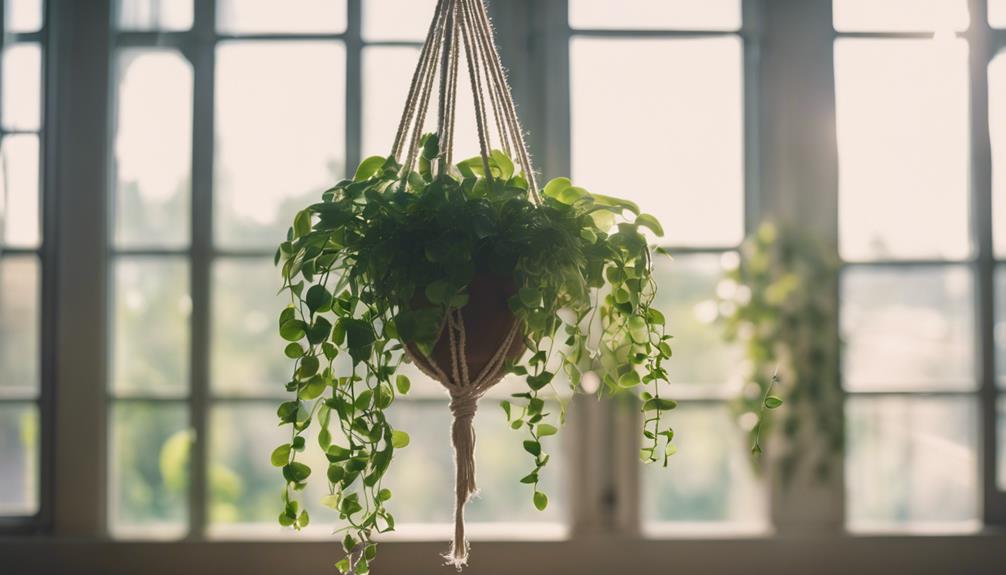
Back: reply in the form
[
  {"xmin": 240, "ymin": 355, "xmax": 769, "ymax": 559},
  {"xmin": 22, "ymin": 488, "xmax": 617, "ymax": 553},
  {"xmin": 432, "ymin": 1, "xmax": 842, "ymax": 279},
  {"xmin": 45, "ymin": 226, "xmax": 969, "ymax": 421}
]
[
  {"xmin": 536, "ymin": 423, "xmax": 558, "ymax": 437},
  {"xmin": 282, "ymin": 462, "xmax": 311, "ymax": 483},
  {"xmin": 279, "ymin": 319, "xmax": 307, "ymax": 342},
  {"xmin": 377, "ymin": 488, "xmax": 392, "ymax": 502},
  {"xmin": 391, "ymin": 430, "xmax": 410, "ymax": 449},
  {"xmin": 298, "ymin": 375, "xmax": 326, "ymax": 400},
  {"xmin": 395, "ymin": 374, "xmax": 411, "ymax": 395},
  {"xmin": 307, "ymin": 316, "xmax": 332, "ymax": 345},
  {"xmin": 764, "ymin": 395, "xmax": 784, "ymax": 409},
  {"xmin": 283, "ymin": 343, "xmax": 304, "ymax": 359},
  {"xmin": 297, "ymin": 509, "xmax": 310, "ymax": 528},
  {"xmin": 523, "ymin": 440, "xmax": 541, "ymax": 456},
  {"xmin": 270, "ymin": 444, "xmax": 291, "ymax": 467},
  {"xmin": 520, "ymin": 472, "xmax": 538, "ymax": 484},
  {"xmin": 634, "ymin": 213, "xmax": 664, "ymax": 237},
  {"xmin": 501, "ymin": 400, "xmax": 512, "ymax": 420},
  {"xmin": 533, "ymin": 491, "xmax": 548, "ymax": 511},
  {"xmin": 305, "ymin": 284, "xmax": 332, "ymax": 313},
  {"xmin": 518, "ymin": 286, "xmax": 539, "ymax": 307},
  {"xmin": 642, "ymin": 397, "xmax": 678, "ymax": 411},
  {"xmin": 343, "ymin": 318, "xmax": 376, "ymax": 364},
  {"xmin": 354, "ymin": 155, "xmax": 386, "ymax": 181},
  {"xmin": 490, "ymin": 149, "xmax": 514, "ymax": 180},
  {"xmin": 527, "ymin": 371, "xmax": 554, "ymax": 391},
  {"xmin": 542, "ymin": 177, "xmax": 571, "ymax": 200},
  {"xmin": 424, "ymin": 280, "xmax": 451, "ymax": 304},
  {"xmin": 618, "ymin": 370, "xmax": 640, "ymax": 389}
]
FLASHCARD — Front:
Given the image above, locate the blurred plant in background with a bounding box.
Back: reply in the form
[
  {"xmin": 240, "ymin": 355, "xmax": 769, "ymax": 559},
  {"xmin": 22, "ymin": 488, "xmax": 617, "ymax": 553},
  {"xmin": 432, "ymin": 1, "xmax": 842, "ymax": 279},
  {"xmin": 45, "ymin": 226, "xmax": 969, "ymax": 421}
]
[{"xmin": 717, "ymin": 223, "xmax": 843, "ymax": 481}]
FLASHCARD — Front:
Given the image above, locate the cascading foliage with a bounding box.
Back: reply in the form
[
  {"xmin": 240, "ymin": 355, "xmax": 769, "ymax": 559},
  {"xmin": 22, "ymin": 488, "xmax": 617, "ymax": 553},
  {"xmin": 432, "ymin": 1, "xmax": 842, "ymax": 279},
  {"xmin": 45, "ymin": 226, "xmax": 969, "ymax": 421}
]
[{"xmin": 273, "ymin": 135, "xmax": 675, "ymax": 573}]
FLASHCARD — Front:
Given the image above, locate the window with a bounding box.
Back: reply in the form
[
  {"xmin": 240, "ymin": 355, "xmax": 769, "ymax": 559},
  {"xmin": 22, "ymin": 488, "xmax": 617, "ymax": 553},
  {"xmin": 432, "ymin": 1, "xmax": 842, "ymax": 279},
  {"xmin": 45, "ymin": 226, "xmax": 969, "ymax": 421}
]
[
  {"xmin": 834, "ymin": 0, "xmax": 998, "ymax": 531},
  {"xmin": 108, "ymin": 0, "xmax": 562, "ymax": 540},
  {"xmin": 0, "ymin": 0, "xmax": 45, "ymax": 522},
  {"xmin": 566, "ymin": 0, "xmax": 764, "ymax": 533}
]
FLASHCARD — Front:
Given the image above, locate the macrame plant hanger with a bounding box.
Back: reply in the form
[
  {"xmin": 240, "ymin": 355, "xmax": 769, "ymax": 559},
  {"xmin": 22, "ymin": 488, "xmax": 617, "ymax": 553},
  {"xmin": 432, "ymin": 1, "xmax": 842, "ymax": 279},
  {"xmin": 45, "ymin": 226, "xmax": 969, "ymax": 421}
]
[{"xmin": 387, "ymin": 0, "xmax": 538, "ymax": 567}]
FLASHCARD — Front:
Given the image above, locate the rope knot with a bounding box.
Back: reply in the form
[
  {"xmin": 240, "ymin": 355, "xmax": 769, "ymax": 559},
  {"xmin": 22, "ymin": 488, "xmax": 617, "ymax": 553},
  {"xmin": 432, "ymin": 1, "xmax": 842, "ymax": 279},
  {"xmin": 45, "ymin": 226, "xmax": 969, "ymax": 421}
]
[{"xmin": 449, "ymin": 392, "xmax": 479, "ymax": 422}]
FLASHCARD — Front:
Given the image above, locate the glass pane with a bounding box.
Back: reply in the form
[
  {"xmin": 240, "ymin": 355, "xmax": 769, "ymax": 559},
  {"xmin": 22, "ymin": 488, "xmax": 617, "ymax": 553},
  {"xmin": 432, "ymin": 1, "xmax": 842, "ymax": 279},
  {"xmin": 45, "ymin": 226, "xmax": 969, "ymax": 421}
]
[
  {"xmin": 834, "ymin": 0, "xmax": 969, "ymax": 32},
  {"xmin": 211, "ymin": 259, "xmax": 288, "ymax": 396},
  {"xmin": 2, "ymin": 43, "xmax": 42, "ymax": 131},
  {"xmin": 846, "ymin": 396, "xmax": 979, "ymax": 531},
  {"xmin": 113, "ymin": 50, "xmax": 192, "ymax": 248},
  {"xmin": 0, "ymin": 402, "xmax": 38, "ymax": 515},
  {"xmin": 841, "ymin": 266, "xmax": 973, "ymax": 391},
  {"xmin": 215, "ymin": 42, "xmax": 345, "ymax": 248},
  {"xmin": 992, "ymin": 53, "xmax": 1006, "ymax": 257},
  {"xmin": 5, "ymin": 0, "xmax": 43, "ymax": 32},
  {"xmin": 643, "ymin": 403, "xmax": 765, "ymax": 531},
  {"xmin": 572, "ymin": 38, "xmax": 744, "ymax": 248},
  {"xmin": 363, "ymin": 0, "xmax": 437, "ymax": 40},
  {"xmin": 0, "ymin": 257, "xmax": 39, "ymax": 395},
  {"xmin": 208, "ymin": 402, "xmax": 340, "ymax": 534},
  {"xmin": 110, "ymin": 402, "xmax": 189, "ymax": 538},
  {"xmin": 385, "ymin": 401, "xmax": 565, "ymax": 528},
  {"xmin": 217, "ymin": 0, "xmax": 346, "ymax": 34},
  {"xmin": 836, "ymin": 39, "xmax": 970, "ymax": 261},
  {"xmin": 997, "ymin": 266, "xmax": 1006, "ymax": 388},
  {"xmin": 569, "ymin": 0, "xmax": 741, "ymax": 30},
  {"xmin": 116, "ymin": 0, "xmax": 192, "ymax": 31},
  {"xmin": 993, "ymin": 0, "xmax": 1006, "ymax": 27},
  {"xmin": 111, "ymin": 258, "xmax": 190, "ymax": 396},
  {"xmin": 1, "ymin": 134, "xmax": 40, "ymax": 247},
  {"xmin": 651, "ymin": 254, "xmax": 741, "ymax": 392}
]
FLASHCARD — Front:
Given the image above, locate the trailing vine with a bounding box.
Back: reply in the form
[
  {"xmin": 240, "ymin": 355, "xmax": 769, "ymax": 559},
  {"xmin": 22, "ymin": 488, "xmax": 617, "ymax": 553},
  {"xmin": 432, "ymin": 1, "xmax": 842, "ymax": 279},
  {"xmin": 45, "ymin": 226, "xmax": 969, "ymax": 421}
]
[
  {"xmin": 273, "ymin": 136, "xmax": 674, "ymax": 573},
  {"xmin": 717, "ymin": 222, "xmax": 842, "ymax": 480}
]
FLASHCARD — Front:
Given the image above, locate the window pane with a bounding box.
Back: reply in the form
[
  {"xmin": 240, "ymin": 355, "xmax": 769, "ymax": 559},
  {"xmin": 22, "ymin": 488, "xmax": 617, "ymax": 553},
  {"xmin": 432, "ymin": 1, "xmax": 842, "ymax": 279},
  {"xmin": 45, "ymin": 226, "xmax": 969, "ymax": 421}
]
[
  {"xmin": 993, "ymin": 0, "xmax": 1006, "ymax": 27},
  {"xmin": 0, "ymin": 402, "xmax": 38, "ymax": 515},
  {"xmin": 569, "ymin": 0, "xmax": 741, "ymax": 30},
  {"xmin": 841, "ymin": 266, "xmax": 973, "ymax": 391},
  {"xmin": 217, "ymin": 0, "xmax": 346, "ymax": 34},
  {"xmin": 211, "ymin": 259, "xmax": 287, "ymax": 396},
  {"xmin": 113, "ymin": 50, "xmax": 192, "ymax": 249},
  {"xmin": 651, "ymin": 254, "xmax": 741, "ymax": 392},
  {"xmin": 2, "ymin": 43, "xmax": 42, "ymax": 131},
  {"xmin": 992, "ymin": 52, "xmax": 1006, "ymax": 257},
  {"xmin": 5, "ymin": 0, "xmax": 43, "ymax": 33},
  {"xmin": 836, "ymin": 39, "xmax": 970, "ymax": 261},
  {"xmin": 1, "ymin": 134, "xmax": 40, "ymax": 247},
  {"xmin": 215, "ymin": 42, "xmax": 345, "ymax": 248},
  {"xmin": 116, "ymin": 0, "xmax": 192, "ymax": 31},
  {"xmin": 846, "ymin": 396, "xmax": 979, "ymax": 531},
  {"xmin": 834, "ymin": 0, "xmax": 969, "ymax": 32},
  {"xmin": 363, "ymin": 0, "xmax": 436, "ymax": 40},
  {"xmin": 385, "ymin": 401, "xmax": 565, "ymax": 528},
  {"xmin": 0, "ymin": 257, "xmax": 39, "ymax": 395},
  {"xmin": 643, "ymin": 403, "xmax": 765, "ymax": 531},
  {"xmin": 997, "ymin": 266, "xmax": 1006, "ymax": 388},
  {"xmin": 111, "ymin": 258, "xmax": 190, "ymax": 396},
  {"xmin": 571, "ymin": 38, "xmax": 744, "ymax": 247},
  {"xmin": 208, "ymin": 403, "xmax": 341, "ymax": 534},
  {"xmin": 110, "ymin": 402, "xmax": 189, "ymax": 538}
]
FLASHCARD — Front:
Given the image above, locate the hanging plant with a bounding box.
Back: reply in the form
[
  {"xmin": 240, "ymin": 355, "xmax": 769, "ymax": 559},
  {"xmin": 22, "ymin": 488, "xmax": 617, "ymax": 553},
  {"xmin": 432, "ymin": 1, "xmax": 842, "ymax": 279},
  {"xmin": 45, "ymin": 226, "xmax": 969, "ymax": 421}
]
[
  {"xmin": 272, "ymin": 0, "xmax": 674, "ymax": 572},
  {"xmin": 716, "ymin": 222, "xmax": 842, "ymax": 480}
]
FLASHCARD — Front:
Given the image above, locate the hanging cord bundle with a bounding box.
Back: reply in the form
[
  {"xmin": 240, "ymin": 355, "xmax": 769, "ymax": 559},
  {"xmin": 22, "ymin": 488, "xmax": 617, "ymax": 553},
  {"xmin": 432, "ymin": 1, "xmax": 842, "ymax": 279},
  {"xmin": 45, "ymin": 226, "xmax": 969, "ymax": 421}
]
[{"xmin": 389, "ymin": 0, "xmax": 541, "ymax": 565}]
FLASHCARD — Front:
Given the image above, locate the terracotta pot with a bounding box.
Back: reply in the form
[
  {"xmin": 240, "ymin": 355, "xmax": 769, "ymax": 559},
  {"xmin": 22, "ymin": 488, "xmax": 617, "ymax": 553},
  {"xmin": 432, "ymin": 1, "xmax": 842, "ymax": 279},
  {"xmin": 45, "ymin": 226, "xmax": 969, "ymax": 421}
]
[{"xmin": 406, "ymin": 272, "xmax": 525, "ymax": 383}]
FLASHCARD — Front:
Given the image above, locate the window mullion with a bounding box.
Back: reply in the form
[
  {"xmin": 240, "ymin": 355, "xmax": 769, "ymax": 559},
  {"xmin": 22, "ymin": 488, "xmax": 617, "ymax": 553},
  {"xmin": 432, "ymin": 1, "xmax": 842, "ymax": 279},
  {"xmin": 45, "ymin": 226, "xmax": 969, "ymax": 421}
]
[
  {"xmin": 50, "ymin": 0, "xmax": 113, "ymax": 537},
  {"xmin": 967, "ymin": 0, "xmax": 1004, "ymax": 526},
  {"xmin": 757, "ymin": 0, "xmax": 845, "ymax": 534},
  {"xmin": 187, "ymin": 0, "xmax": 217, "ymax": 539}
]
